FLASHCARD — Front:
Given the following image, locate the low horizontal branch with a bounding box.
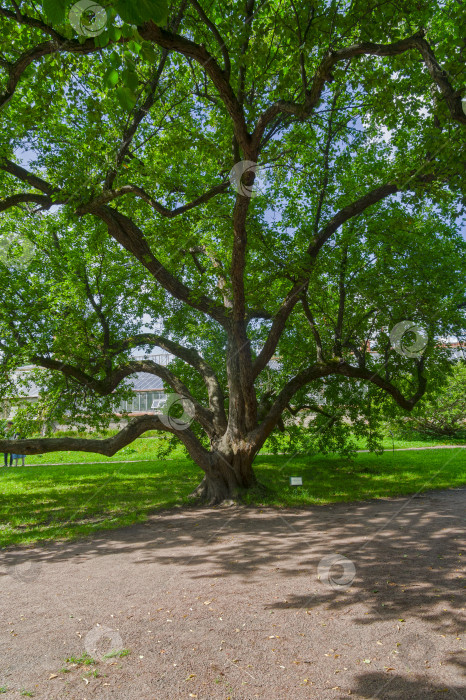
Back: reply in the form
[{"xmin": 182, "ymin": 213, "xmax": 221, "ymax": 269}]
[
  {"xmin": 251, "ymin": 358, "xmax": 426, "ymax": 448},
  {"xmin": 0, "ymin": 414, "xmax": 211, "ymax": 466},
  {"xmin": 0, "ymin": 415, "xmax": 166, "ymax": 456}
]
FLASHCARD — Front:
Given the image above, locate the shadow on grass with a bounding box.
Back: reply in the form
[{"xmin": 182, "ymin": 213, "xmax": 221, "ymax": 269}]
[{"xmin": 0, "ymin": 448, "xmax": 464, "ymax": 546}]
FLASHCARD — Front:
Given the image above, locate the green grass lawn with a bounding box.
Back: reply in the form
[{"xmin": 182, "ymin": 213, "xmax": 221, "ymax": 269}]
[
  {"xmin": 1, "ymin": 447, "xmax": 465, "ymax": 547},
  {"xmin": 11, "ymin": 434, "xmax": 466, "ymax": 467}
]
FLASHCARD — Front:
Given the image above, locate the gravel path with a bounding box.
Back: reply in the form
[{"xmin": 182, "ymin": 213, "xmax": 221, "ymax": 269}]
[{"xmin": 1, "ymin": 489, "xmax": 465, "ymax": 699}]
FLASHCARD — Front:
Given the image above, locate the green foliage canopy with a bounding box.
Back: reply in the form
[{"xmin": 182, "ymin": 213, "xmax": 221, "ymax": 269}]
[{"xmin": 0, "ymin": 0, "xmax": 464, "ymax": 497}]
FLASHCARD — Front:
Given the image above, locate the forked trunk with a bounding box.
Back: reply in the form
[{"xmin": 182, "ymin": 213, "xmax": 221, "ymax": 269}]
[{"xmin": 189, "ymin": 450, "xmax": 258, "ymax": 505}]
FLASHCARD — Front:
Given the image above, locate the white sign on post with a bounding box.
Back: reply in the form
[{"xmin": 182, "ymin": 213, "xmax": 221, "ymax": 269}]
[{"xmin": 290, "ymin": 477, "xmax": 303, "ymax": 486}]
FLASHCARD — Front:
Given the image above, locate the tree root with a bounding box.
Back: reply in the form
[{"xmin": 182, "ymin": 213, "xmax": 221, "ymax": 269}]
[{"xmin": 188, "ymin": 476, "xmax": 270, "ymax": 506}]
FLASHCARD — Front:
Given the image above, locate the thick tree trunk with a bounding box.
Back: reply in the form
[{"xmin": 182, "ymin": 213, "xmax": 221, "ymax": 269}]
[{"xmin": 189, "ymin": 450, "xmax": 258, "ymax": 505}]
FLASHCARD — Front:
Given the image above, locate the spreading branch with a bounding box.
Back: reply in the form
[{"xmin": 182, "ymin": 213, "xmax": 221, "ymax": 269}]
[
  {"xmin": 141, "ymin": 21, "xmax": 251, "ymax": 154},
  {"xmin": 0, "ymin": 34, "xmax": 104, "ymax": 109},
  {"xmin": 0, "ymin": 193, "xmax": 54, "ymax": 212},
  {"xmin": 111, "ymin": 333, "xmax": 227, "ymax": 431},
  {"xmin": 0, "ymin": 414, "xmax": 211, "ymax": 466},
  {"xmin": 189, "ymin": 0, "xmax": 231, "ymax": 78},
  {"xmin": 0, "ymin": 157, "xmax": 228, "ymax": 325},
  {"xmin": 104, "ymin": 1, "xmax": 188, "ymax": 188},
  {"xmin": 252, "ymin": 358, "xmax": 427, "ymax": 447},
  {"xmin": 79, "ymin": 181, "xmax": 229, "ymax": 218},
  {"xmin": 0, "ymin": 158, "xmax": 61, "ymax": 196},
  {"xmin": 32, "ymin": 356, "xmax": 217, "ymax": 436},
  {"xmin": 93, "ymin": 205, "xmax": 227, "ymax": 324},
  {"xmin": 252, "ymin": 171, "xmax": 441, "ymax": 378},
  {"xmin": 251, "ymin": 29, "xmax": 466, "ymax": 147}
]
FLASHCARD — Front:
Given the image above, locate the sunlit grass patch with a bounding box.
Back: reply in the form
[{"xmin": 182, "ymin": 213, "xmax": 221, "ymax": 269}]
[{"xmin": 0, "ymin": 448, "xmax": 464, "ymax": 547}]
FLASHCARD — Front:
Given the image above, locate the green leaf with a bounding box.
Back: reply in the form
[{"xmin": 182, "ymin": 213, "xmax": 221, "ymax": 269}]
[
  {"xmin": 108, "ymin": 51, "xmax": 122, "ymax": 68},
  {"xmin": 42, "ymin": 0, "xmax": 67, "ymax": 24},
  {"xmin": 123, "ymin": 53, "xmax": 136, "ymax": 69},
  {"xmin": 121, "ymin": 69, "xmax": 138, "ymax": 92},
  {"xmin": 104, "ymin": 68, "xmax": 119, "ymax": 88},
  {"xmin": 140, "ymin": 42, "xmax": 158, "ymax": 63},
  {"xmin": 120, "ymin": 23, "xmax": 135, "ymax": 38},
  {"xmin": 113, "ymin": 0, "xmax": 140, "ymax": 25},
  {"xmin": 108, "ymin": 25, "xmax": 122, "ymax": 42},
  {"xmin": 128, "ymin": 41, "xmax": 142, "ymax": 55},
  {"xmin": 116, "ymin": 85, "xmax": 137, "ymax": 110},
  {"xmin": 114, "ymin": 0, "xmax": 168, "ymax": 26},
  {"xmin": 94, "ymin": 29, "xmax": 110, "ymax": 48}
]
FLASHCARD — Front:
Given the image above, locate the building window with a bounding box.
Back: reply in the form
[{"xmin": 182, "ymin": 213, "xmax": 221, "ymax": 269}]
[{"xmin": 117, "ymin": 391, "xmax": 166, "ymax": 414}]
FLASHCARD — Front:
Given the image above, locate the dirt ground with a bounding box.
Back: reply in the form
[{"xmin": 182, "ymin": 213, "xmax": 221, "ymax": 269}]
[{"xmin": 0, "ymin": 488, "xmax": 465, "ymax": 700}]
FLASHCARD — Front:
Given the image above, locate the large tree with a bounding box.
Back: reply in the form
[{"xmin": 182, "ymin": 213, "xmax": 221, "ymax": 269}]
[{"xmin": 0, "ymin": 0, "xmax": 465, "ymax": 502}]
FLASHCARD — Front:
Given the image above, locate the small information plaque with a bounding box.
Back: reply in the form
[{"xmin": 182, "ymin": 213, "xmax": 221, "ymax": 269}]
[{"xmin": 290, "ymin": 476, "xmax": 303, "ymax": 486}]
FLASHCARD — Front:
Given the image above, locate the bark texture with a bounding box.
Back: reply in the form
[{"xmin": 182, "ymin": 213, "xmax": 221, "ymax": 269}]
[{"xmin": 189, "ymin": 449, "xmax": 258, "ymax": 504}]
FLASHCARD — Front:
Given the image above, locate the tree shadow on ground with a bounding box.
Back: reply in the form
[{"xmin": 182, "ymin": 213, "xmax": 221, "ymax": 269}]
[
  {"xmin": 1, "ymin": 489, "xmax": 464, "ymax": 632},
  {"xmin": 347, "ymin": 668, "xmax": 466, "ymax": 699},
  {"xmin": 1, "ymin": 489, "xmax": 464, "ymax": 697}
]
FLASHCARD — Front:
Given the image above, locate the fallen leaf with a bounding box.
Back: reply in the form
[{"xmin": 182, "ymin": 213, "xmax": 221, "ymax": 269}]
[{"xmin": 49, "ymin": 674, "xmax": 58, "ymax": 679}]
